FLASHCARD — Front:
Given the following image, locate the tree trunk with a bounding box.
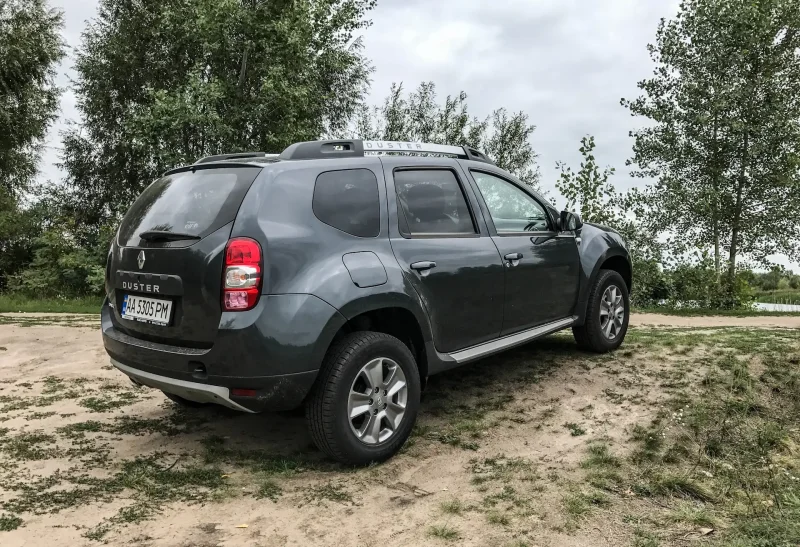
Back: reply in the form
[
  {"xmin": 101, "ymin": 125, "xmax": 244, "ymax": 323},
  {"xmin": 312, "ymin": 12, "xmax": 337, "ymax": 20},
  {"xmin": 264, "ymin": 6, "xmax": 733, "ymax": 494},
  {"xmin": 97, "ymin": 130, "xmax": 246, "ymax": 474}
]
[
  {"xmin": 729, "ymin": 129, "xmax": 748, "ymax": 285},
  {"xmin": 711, "ymin": 113, "xmax": 721, "ymax": 275}
]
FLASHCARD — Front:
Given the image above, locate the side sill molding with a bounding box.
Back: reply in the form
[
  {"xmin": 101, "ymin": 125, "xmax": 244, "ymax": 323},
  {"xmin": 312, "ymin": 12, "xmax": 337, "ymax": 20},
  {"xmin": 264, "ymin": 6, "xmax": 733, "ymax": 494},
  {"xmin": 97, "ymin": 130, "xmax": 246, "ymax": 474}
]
[{"xmin": 449, "ymin": 317, "xmax": 577, "ymax": 364}]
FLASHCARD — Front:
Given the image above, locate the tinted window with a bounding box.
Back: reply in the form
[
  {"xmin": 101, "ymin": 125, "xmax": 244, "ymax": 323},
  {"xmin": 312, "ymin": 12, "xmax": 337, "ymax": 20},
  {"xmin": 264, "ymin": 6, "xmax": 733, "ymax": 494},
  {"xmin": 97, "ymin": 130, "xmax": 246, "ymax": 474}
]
[
  {"xmin": 118, "ymin": 166, "xmax": 262, "ymax": 246},
  {"xmin": 472, "ymin": 171, "xmax": 550, "ymax": 233},
  {"xmin": 395, "ymin": 170, "xmax": 476, "ymax": 236},
  {"xmin": 313, "ymin": 169, "xmax": 380, "ymax": 237}
]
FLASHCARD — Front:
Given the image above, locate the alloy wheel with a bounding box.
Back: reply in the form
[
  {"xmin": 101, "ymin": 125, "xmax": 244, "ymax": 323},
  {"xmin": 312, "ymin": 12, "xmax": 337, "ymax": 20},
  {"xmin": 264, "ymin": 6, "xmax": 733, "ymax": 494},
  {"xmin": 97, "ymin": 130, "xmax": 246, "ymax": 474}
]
[
  {"xmin": 599, "ymin": 284, "xmax": 625, "ymax": 340},
  {"xmin": 347, "ymin": 358, "xmax": 408, "ymax": 444}
]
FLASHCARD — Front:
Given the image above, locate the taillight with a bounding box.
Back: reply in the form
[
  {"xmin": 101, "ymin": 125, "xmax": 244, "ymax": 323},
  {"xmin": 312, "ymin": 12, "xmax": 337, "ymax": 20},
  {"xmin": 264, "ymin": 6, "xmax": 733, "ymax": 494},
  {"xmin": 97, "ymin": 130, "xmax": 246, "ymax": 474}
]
[{"xmin": 222, "ymin": 238, "xmax": 262, "ymax": 311}]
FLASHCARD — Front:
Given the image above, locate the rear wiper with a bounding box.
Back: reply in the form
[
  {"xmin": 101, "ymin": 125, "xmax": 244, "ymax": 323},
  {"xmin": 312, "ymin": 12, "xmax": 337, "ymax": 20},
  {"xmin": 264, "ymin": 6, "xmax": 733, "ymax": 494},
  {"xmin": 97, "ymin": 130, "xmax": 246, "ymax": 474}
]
[{"xmin": 138, "ymin": 230, "xmax": 201, "ymax": 242}]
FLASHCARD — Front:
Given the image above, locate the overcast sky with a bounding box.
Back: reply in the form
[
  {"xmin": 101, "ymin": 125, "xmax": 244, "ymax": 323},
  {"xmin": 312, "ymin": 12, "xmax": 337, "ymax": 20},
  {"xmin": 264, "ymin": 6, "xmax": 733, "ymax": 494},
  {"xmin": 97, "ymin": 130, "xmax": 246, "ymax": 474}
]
[{"xmin": 41, "ymin": 0, "xmax": 796, "ymax": 269}]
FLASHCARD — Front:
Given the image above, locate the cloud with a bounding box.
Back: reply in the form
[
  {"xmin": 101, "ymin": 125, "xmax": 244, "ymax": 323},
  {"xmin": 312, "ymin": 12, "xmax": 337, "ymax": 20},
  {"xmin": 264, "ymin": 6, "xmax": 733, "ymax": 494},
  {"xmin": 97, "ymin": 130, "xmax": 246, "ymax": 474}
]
[{"xmin": 37, "ymin": 0, "xmax": 796, "ymax": 270}]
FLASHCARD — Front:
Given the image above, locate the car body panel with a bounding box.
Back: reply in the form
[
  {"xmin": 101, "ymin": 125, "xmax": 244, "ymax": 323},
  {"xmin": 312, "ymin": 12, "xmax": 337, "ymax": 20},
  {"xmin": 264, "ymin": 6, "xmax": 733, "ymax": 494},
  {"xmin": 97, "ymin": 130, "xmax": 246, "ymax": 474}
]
[
  {"xmin": 457, "ymin": 163, "xmax": 581, "ymax": 333},
  {"xmin": 102, "ymin": 146, "xmax": 631, "ymax": 412},
  {"xmin": 379, "ymin": 156, "xmax": 506, "ymax": 353}
]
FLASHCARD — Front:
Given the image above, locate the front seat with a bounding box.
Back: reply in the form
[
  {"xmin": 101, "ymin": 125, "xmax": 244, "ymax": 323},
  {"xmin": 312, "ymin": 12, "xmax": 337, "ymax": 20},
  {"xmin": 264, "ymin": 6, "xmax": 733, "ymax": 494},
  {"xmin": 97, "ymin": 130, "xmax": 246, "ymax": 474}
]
[{"xmin": 405, "ymin": 184, "xmax": 458, "ymax": 233}]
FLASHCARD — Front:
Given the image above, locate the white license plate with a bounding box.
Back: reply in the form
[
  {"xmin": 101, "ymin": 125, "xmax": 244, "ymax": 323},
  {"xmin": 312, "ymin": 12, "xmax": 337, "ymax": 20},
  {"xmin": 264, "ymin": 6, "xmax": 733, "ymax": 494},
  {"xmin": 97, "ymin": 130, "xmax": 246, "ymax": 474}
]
[{"xmin": 121, "ymin": 294, "xmax": 173, "ymax": 325}]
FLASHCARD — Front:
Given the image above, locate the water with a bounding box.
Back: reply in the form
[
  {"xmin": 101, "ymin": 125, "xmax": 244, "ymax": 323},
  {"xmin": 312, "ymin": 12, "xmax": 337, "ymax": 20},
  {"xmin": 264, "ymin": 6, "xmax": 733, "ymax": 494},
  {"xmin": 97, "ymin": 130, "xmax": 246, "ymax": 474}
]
[
  {"xmin": 657, "ymin": 300, "xmax": 800, "ymax": 313},
  {"xmin": 754, "ymin": 302, "xmax": 800, "ymax": 312}
]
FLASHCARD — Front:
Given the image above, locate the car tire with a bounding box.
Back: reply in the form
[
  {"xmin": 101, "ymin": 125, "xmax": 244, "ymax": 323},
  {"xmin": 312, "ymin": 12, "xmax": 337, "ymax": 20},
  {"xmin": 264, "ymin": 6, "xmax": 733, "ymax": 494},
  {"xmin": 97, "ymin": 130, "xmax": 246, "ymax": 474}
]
[
  {"xmin": 162, "ymin": 391, "xmax": 208, "ymax": 408},
  {"xmin": 573, "ymin": 269, "xmax": 630, "ymax": 353},
  {"xmin": 306, "ymin": 331, "xmax": 421, "ymax": 466}
]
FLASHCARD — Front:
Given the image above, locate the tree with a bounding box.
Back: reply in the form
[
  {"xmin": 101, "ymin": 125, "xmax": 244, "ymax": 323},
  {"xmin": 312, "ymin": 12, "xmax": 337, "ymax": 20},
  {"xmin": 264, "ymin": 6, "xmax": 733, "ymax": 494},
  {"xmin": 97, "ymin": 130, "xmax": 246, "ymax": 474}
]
[
  {"xmin": 0, "ymin": 0, "xmax": 63, "ymax": 289},
  {"xmin": 555, "ymin": 135, "xmax": 668, "ymax": 306},
  {"xmin": 623, "ymin": 0, "xmax": 800, "ymax": 289},
  {"xmin": 60, "ymin": 0, "xmax": 376, "ymax": 234},
  {"xmin": 556, "ymin": 135, "xmax": 618, "ymax": 226},
  {"xmin": 0, "ymin": 0, "xmax": 63, "ymax": 195},
  {"xmin": 353, "ymin": 82, "xmax": 540, "ymax": 188}
]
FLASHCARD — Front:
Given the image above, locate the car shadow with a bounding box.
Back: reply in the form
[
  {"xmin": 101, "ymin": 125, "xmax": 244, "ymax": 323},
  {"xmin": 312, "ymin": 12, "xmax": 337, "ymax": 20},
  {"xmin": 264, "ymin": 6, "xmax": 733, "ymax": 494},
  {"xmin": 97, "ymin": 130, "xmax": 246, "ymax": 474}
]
[{"xmin": 172, "ymin": 334, "xmax": 591, "ymax": 466}]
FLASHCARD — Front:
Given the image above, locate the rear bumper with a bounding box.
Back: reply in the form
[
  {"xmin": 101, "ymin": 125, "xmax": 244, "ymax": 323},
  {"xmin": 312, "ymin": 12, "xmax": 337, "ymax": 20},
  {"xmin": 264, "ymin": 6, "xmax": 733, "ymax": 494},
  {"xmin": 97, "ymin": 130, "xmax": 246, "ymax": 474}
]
[
  {"xmin": 112, "ymin": 359, "xmax": 255, "ymax": 412},
  {"xmin": 101, "ymin": 294, "xmax": 346, "ymax": 411}
]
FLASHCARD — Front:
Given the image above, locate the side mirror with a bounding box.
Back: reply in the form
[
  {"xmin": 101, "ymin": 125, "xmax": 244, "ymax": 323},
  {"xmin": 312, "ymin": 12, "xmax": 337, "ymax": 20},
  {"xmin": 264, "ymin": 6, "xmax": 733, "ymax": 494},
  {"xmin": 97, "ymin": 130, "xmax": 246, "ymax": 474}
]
[{"xmin": 559, "ymin": 211, "xmax": 583, "ymax": 231}]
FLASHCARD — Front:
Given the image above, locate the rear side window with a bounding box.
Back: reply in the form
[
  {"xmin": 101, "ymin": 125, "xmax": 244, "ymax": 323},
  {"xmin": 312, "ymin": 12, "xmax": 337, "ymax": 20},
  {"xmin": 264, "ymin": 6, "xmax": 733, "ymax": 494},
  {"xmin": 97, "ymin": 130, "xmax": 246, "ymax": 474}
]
[
  {"xmin": 394, "ymin": 169, "xmax": 476, "ymax": 236},
  {"xmin": 313, "ymin": 169, "xmax": 380, "ymax": 237},
  {"xmin": 118, "ymin": 167, "xmax": 262, "ymax": 246}
]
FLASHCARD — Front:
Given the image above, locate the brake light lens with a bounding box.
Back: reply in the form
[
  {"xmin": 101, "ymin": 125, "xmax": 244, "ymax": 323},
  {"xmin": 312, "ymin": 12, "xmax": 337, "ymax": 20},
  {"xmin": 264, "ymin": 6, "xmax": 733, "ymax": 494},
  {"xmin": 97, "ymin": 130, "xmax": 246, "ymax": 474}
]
[{"xmin": 223, "ymin": 238, "xmax": 262, "ymax": 311}]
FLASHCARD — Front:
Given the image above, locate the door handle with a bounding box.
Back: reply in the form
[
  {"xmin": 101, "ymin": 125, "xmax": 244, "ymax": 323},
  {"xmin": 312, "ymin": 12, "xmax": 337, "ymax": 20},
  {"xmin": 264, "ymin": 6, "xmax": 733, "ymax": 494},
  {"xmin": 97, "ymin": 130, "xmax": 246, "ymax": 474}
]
[
  {"xmin": 410, "ymin": 261, "xmax": 437, "ymax": 271},
  {"xmin": 503, "ymin": 252, "xmax": 522, "ymax": 267}
]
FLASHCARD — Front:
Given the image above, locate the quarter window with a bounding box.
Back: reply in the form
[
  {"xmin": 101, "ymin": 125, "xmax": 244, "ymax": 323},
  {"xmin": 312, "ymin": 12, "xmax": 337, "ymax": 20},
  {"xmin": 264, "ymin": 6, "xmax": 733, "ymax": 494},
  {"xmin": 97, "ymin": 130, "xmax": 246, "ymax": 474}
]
[
  {"xmin": 471, "ymin": 171, "xmax": 550, "ymax": 233},
  {"xmin": 394, "ymin": 170, "xmax": 476, "ymax": 236},
  {"xmin": 313, "ymin": 169, "xmax": 380, "ymax": 237}
]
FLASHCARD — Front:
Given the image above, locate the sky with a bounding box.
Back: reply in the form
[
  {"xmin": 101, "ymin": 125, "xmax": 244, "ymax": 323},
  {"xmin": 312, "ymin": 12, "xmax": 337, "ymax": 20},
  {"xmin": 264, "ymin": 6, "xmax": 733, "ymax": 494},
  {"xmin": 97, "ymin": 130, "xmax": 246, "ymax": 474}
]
[{"xmin": 40, "ymin": 0, "xmax": 796, "ymax": 270}]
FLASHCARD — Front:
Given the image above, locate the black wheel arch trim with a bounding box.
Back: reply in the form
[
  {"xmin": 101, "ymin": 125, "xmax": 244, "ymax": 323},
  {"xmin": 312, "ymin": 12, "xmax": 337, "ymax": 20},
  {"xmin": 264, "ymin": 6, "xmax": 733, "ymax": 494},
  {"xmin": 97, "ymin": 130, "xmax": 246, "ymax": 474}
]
[{"xmin": 576, "ymin": 248, "xmax": 632, "ymax": 325}]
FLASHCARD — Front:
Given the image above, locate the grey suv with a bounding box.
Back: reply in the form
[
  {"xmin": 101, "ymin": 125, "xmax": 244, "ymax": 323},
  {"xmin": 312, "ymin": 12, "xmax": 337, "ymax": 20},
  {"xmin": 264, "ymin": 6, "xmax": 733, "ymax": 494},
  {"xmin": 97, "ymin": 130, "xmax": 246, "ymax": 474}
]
[{"xmin": 102, "ymin": 139, "xmax": 631, "ymax": 465}]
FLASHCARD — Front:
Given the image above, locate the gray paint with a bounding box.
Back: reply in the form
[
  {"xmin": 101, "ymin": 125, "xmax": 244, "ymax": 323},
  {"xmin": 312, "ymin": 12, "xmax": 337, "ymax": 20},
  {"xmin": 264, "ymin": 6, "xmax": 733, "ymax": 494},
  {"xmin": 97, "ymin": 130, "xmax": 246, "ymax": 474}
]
[
  {"xmin": 103, "ymin": 149, "xmax": 630, "ymax": 411},
  {"xmin": 342, "ymin": 252, "xmax": 388, "ymax": 288}
]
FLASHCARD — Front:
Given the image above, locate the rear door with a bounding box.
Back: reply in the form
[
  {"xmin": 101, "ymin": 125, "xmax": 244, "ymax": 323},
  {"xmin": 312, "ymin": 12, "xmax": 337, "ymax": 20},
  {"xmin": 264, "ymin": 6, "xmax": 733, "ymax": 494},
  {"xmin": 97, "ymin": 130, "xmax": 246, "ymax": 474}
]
[
  {"xmin": 464, "ymin": 168, "xmax": 580, "ymax": 335},
  {"xmin": 108, "ymin": 165, "xmax": 263, "ymax": 346},
  {"xmin": 382, "ymin": 158, "xmax": 505, "ymax": 353}
]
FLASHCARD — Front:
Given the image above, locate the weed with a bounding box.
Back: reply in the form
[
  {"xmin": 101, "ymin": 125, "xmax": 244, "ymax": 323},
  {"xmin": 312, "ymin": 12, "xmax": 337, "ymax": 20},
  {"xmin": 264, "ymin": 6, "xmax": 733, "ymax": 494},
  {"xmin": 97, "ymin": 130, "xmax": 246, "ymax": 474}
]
[
  {"xmin": 24, "ymin": 411, "xmax": 57, "ymax": 421},
  {"xmin": 440, "ymin": 498, "xmax": 463, "ymax": 514},
  {"xmin": 0, "ymin": 513, "xmax": 23, "ymax": 531},
  {"xmin": 0, "ymin": 431, "xmax": 59, "ymax": 460},
  {"xmin": 487, "ymin": 511, "xmax": 510, "ymax": 526},
  {"xmin": 632, "ymin": 527, "xmax": 660, "ymax": 547},
  {"xmin": 581, "ymin": 443, "xmax": 621, "ymax": 468},
  {"xmin": 79, "ymin": 391, "xmax": 140, "ymax": 413},
  {"xmin": 564, "ymin": 422, "xmax": 586, "ymax": 436},
  {"xmin": 303, "ymin": 482, "xmax": 352, "ymax": 505},
  {"xmin": 428, "ymin": 524, "xmax": 460, "ymax": 541},
  {"xmin": 256, "ymin": 479, "xmax": 282, "ymax": 502}
]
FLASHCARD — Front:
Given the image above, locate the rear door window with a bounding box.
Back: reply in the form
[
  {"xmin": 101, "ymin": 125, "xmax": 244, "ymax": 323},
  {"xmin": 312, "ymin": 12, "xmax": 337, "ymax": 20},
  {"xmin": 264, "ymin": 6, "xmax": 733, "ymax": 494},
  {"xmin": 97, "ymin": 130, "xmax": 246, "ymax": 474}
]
[
  {"xmin": 118, "ymin": 167, "xmax": 262, "ymax": 246},
  {"xmin": 394, "ymin": 169, "xmax": 476, "ymax": 236}
]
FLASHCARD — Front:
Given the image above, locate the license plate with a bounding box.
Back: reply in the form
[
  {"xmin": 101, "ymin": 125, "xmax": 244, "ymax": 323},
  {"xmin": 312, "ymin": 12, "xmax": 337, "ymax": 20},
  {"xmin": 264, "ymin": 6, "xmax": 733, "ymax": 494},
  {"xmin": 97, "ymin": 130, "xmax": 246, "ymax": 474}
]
[{"xmin": 121, "ymin": 294, "xmax": 173, "ymax": 325}]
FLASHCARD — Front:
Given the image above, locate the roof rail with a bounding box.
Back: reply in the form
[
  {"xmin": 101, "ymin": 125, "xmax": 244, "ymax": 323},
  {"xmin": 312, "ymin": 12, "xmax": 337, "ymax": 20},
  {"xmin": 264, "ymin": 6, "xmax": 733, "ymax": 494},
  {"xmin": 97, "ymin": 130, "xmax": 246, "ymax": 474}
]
[
  {"xmin": 194, "ymin": 152, "xmax": 273, "ymax": 164},
  {"xmin": 278, "ymin": 139, "xmax": 495, "ymax": 165}
]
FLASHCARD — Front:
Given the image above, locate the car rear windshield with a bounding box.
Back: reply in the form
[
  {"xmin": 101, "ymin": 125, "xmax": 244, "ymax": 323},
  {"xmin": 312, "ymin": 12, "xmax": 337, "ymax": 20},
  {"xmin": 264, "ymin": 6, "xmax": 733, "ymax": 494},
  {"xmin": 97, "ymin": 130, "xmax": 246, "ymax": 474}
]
[{"xmin": 118, "ymin": 166, "xmax": 262, "ymax": 246}]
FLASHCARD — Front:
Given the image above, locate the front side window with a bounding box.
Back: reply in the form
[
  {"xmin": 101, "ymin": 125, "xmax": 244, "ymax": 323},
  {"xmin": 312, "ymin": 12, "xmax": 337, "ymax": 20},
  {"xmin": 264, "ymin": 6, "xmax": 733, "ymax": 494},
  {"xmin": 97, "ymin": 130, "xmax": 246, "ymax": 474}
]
[
  {"xmin": 313, "ymin": 169, "xmax": 380, "ymax": 237},
  {"xmin": 471, "ymin": 171, "xmax": 550, "ymax": 233},
  {"xmin": 394, "ymin": 170, "xmax": 476, "ymax": 236}
]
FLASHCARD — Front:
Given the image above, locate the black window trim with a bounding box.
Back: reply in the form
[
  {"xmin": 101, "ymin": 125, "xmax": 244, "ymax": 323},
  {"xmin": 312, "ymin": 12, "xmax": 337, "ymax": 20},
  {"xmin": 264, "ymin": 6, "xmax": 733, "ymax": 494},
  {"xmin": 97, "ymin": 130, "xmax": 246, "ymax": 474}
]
[
  {"xmin": 312, "ymin": 167, "xmax": 381, "ymax": 239},
  {"xmin": 468, "ymin": 168, "xmax": 555, "ymax": 236},
  {"xmin": 392, "ymin": 166, "xmax": 481, "ymax": 240}
]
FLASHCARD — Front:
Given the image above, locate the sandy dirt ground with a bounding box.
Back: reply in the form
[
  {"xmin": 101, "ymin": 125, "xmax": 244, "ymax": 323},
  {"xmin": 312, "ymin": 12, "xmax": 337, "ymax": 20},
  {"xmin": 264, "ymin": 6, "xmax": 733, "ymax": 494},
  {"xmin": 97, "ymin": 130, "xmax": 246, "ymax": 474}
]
[{"xmin": 0, "ymin": 313, "xmax": 796, "ymax": 547}]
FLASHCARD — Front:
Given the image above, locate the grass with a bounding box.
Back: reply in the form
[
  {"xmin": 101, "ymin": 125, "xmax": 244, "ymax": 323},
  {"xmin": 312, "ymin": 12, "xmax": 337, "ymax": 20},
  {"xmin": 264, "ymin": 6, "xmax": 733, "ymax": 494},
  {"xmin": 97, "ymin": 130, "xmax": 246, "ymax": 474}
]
[
  {"xmin": 755, "ymin": 289, "xmax": 800, "ymax": 305},
  {"xmin": 564, "ymin": 422, "xmax": 586, "ymax": 436},
  {"xmin": 428, "ymin": 524, "xmax": 460, "ymax": 541},
  {"xmin": 440, "ymin": 499, "xmax": 464, "ymax": 514},
  {"xmin": 596, "ymin": 328, "xmax": 800, "ymax": 545},
  {"xmin": 634, "ymin": 305, "xmax": 800, "ymax": 316},
  {"xmin": 0, "ymin": 294, "xmax": 103, "ymax": 314}
]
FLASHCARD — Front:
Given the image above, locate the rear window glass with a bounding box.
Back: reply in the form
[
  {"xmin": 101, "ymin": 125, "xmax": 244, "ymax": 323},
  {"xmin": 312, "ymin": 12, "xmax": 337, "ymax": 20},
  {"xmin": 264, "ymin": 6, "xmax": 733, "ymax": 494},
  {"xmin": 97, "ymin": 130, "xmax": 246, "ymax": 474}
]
[
  {"xmin": 312, "ymin": 169, "xmax": 380, "ymax": 237},
  {"xmin": 118, "ymin": 167, "xmax": 261, "ymax": 246},
  {"xmin": 394, "ymin": 169, "xmax": 476, "ymax": 236}
]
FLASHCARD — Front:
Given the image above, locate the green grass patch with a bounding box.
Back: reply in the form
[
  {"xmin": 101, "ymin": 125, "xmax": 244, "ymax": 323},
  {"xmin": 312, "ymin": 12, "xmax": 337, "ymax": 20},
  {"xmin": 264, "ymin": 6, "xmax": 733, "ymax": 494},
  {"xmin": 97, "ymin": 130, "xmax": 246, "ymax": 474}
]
[
  {"xmin": 255, "ymin": 479, "xmax": 282, "ymax": 502},
  {"xmin": 0, "ymin": 294, "xmax": 103, "ymax": 314},
  {"xmin": 564, "ymin": 422, "xmax": 586, "ymax": 436},
  {"xmin": 633, "ymin": 306, "xmax": 800, "ymax": 317},
  {"xmin": 755, "ymin": 289, "xmax": 800, "ymax": 305},
  {"xmin": 440, "ymin": 498, "xmax": 464, "ymax": 514},
  {"xmin": 428, "ymin": 524, "xmax": 460, "ymax": 541},
  {"xmin": 0, "ymin": 513, "xmax": 23, "ymax": 531},
  {"xmin": 621, "ymin": 330, "xmax": 800, "ymax": 545}
]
